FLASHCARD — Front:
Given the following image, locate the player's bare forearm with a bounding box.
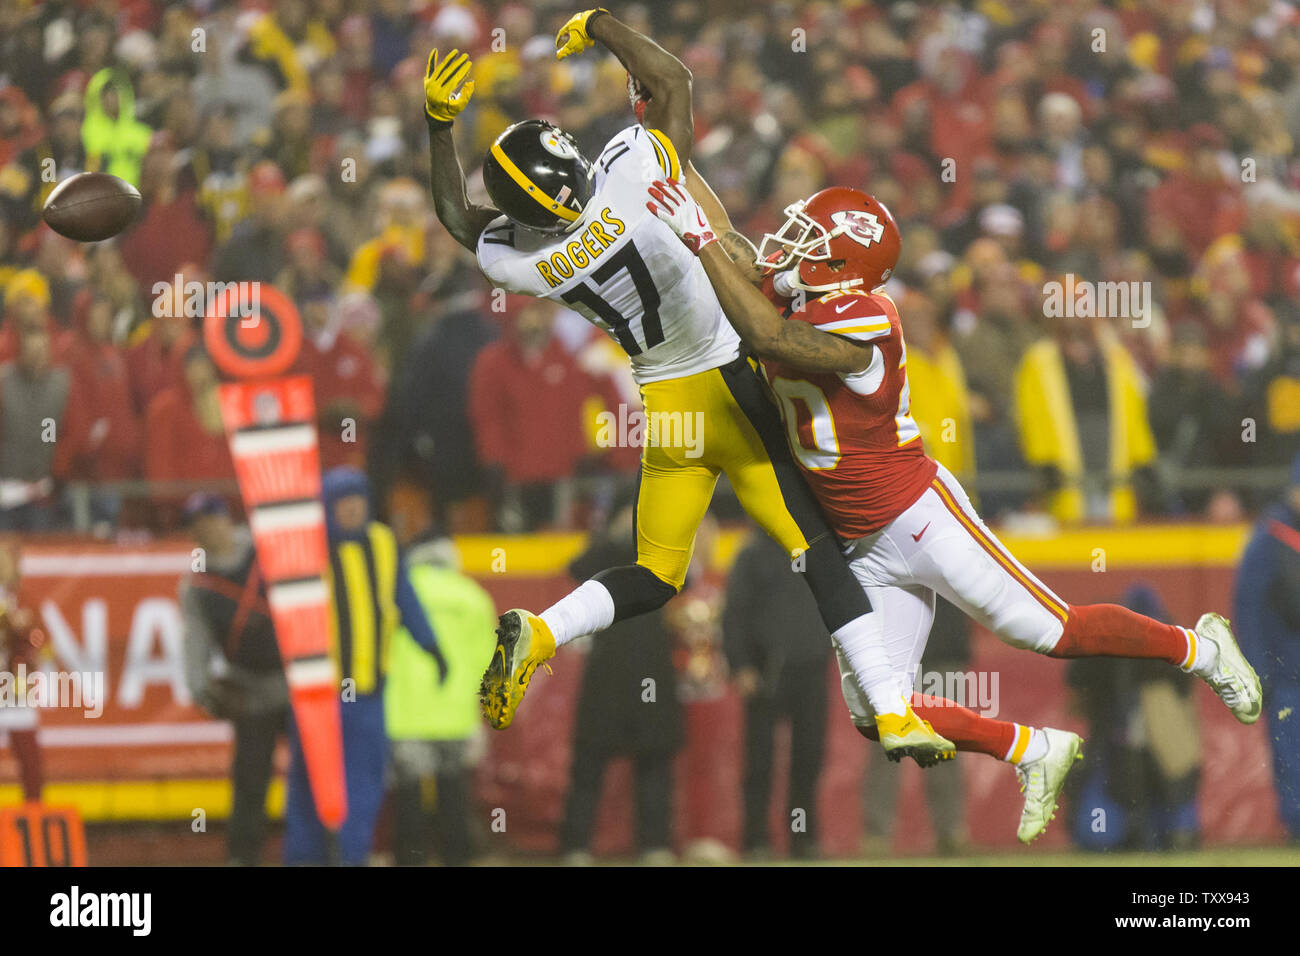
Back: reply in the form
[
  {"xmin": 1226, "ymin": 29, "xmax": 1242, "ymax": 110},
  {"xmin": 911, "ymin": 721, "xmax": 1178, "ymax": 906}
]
[
  {"xmin": 698, "ymin": 244, "xmax": 872, "ymax": 374},
  {"xmin": 588, "ymin": 14, "xmax": 693, "ymax": 162},
  {"xmin": 685, "ymin": 164, "xmax": 762, "ymax": 284},
  {"xmin": 427, "ymin": 120, "xmax": 498, "ymax": 251}
]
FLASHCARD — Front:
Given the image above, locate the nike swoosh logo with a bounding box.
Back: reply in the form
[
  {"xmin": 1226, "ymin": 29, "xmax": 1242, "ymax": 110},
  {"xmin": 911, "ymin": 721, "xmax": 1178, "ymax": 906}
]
[
  {"xmin": 911, "ymin": 522, "xmax": 931, "ymax": 542},
  {"xmin": 835, "ymin": 302, "xmax": 855, "ymax": 313}
]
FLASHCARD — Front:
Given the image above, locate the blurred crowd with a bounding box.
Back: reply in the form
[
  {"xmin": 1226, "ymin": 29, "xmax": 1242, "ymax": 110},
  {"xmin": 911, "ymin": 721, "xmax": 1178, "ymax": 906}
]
[{"xmin": 1, "ymin": 0, "xmax": 1300, "ymax": 539}]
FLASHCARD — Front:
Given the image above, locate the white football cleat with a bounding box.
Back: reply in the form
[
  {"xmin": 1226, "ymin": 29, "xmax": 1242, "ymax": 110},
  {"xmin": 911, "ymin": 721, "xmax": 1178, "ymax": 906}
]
[
  {"xmin": 1194, "ymin": 613, "xmax": 1262, "ymax": 725},
  {"xmin": 1016, "ymin": 728, "xmax": 1084, "ymax": 844}
]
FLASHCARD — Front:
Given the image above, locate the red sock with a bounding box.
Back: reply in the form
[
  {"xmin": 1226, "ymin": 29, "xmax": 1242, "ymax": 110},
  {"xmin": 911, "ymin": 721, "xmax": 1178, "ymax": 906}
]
[
  {"xmin": 911, "ymin": 694, "xmax": 1016, "ymax": 759},
  {"xmin": 10, "ymin": 729, "xmax": 43, "ymax": 802},
  {"xmin": 1050, "ymin": 603, "xmax": 1191, "ymax": 667}
]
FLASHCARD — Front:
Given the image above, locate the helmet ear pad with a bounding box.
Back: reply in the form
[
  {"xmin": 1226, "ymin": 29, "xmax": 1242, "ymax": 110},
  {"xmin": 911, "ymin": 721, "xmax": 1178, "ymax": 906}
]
[{"xmin": 483, "ymin": 119, "xmax": 595, "ymax": 235}]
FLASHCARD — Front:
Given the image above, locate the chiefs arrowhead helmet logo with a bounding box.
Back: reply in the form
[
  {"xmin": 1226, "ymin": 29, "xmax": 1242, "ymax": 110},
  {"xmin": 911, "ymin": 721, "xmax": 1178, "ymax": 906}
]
[{"xmin": 831, "ymin": 209, "xmax": 885, "ymax": 248}]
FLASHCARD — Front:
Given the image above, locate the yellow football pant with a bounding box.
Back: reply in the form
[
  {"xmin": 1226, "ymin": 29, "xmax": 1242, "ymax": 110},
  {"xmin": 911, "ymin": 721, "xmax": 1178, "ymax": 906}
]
[{"xmin": 634, "ymin": 358, "xmax": 817, "ymax": 589}]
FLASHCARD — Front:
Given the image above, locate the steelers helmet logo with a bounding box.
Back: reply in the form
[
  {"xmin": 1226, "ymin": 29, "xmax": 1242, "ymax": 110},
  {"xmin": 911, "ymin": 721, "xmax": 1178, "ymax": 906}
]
[
  {"xmin": 204, "ymin": 284, "xmax": 303, "ymax": 380},
  {"xmin": 831, "ymin": 209, "xmax": 884, "ymax": 247},
  {"xmin": 540, "ymin": 129, "xmax": 579, "ymax": 160}
]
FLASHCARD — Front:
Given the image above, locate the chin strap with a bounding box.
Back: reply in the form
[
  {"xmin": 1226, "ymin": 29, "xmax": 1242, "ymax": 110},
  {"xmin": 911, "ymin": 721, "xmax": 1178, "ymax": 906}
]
[{"xmin": 772, "ymin": 269, "xmax": 800, "ymax": 298}]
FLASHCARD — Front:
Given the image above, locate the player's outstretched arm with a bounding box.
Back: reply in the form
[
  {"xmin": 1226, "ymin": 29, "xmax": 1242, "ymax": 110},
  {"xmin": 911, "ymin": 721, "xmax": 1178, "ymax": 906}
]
[
  {"xmin": 685, "ymin": 163, "xmax": 763, "ymax": 284},
  {"xmin": 557, "ymin": 10, "xmax": 694, "ymax": 166},
  {"xmin": 424, "ymin": 48, "xmax": 499, "ymax": 251},
  {"xmin": 647, "ymin": 179, "xmax": 872, "ymax": 375}
]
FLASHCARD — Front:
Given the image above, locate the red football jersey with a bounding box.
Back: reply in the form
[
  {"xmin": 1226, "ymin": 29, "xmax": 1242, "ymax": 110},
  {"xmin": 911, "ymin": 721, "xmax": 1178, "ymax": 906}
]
[{"xmin": 759, "ymin": 288, "xmax": 937, "ymax": 538}]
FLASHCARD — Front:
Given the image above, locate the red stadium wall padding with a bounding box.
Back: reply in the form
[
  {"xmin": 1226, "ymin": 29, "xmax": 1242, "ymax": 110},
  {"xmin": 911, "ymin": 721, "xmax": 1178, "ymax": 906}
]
[{"xmin": 0, "ymin": 538, "xmax": 1286, "ymax": 854}]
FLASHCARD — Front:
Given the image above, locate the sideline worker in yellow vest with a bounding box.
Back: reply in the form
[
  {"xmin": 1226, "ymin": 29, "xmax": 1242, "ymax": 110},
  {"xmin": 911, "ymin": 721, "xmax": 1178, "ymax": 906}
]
[
  {"xmin": 283, "ymin": 467, "xmax": 447, "ymax": 865},
  {"xmin": 385, "ymin": 535, "xmax": 497, "ymax": 865}
]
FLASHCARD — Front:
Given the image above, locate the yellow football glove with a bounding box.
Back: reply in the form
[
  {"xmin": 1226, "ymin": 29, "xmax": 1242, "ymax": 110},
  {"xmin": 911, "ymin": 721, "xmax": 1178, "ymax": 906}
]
[
  {"xmin": 555, "ymin": 8, "xmax": 609, "ymax": 60},
  {"xmin": 424, "ymin": 48, "xmax": 475, "ymax": 122}
]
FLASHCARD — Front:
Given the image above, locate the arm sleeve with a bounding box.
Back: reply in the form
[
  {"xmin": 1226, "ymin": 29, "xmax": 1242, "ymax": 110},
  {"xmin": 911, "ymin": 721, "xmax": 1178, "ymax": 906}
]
[
  {"xmin": 1233, "ymin": 535, "xmax": 1273, "ymax": 683},
  {"xmin": 179, "ymin": 579, "xmax": 218, "ymax": 701},
  {"xmin": 395, "ymin": 557, "xmax": 446, "ymax": 671},
  {"xmin": 1268, "ymin": 531, "xmax": 1300, "ymax": 632}
]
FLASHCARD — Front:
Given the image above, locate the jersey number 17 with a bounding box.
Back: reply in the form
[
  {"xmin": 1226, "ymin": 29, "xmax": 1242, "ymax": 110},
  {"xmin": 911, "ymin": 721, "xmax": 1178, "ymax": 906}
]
[{"xmin": 560, "ymin": 241, "xmax": 664, "ymax": 355}]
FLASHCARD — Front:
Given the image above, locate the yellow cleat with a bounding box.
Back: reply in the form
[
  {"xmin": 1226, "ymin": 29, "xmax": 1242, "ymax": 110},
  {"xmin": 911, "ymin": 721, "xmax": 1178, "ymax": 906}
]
[
  {"xmin": 480, "ymin": 609, "xmax": 556, "ymax": 729},
  {"xmin": 875, "ymin": 702, "xmax": 956, "ymax": 768}
]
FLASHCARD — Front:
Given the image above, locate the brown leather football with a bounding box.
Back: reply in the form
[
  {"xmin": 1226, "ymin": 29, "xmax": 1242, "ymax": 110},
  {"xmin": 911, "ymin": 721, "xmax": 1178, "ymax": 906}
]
[{"xmin": 41, "ymin": 172, "xmax": 142, "ymax": 242}]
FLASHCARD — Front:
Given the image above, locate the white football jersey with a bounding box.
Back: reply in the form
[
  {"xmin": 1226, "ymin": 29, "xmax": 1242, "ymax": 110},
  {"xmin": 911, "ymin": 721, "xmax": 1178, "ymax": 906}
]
[{"xmin": 476, "ymin": 124, "xmax": 741, "ymax": 384}]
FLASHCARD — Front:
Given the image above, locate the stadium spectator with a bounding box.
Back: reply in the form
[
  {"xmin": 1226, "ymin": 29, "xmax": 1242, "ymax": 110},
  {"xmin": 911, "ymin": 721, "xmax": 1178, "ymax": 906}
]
[
  {"xmin": 1065, "ymin": 586, "xmax": 1202, "ymax": 852},
  {"xmin": 52, "ymin": 289, "xmax": 141, "ymax": 532},
  {"xmin": 119, "ymin": 136, "xmax": 215, "ymax": 295},
  {"xmin": 0, "ymin": 269, "xmax": 55, "ymax": 366},
  {"xmin": 179, "ymin": 493, "xmax": 287, "ymax": 866},
  {"xmin": 385, "ymin": 534, "xmax": 496, "ymax": 866},
  {"xmin": 290, "ymin": 288, "xmax": 386, "ymax": 473},
  {"xmin": 898, "ymin": 288, "xmax": 976, "ymax": 488},
  {"xmin": 0, "ymin": 320, "xmax": 67, "ymax": 531},
  {"xmin": 82, "ymin": 67, "xmax": 153, "ymax": 187},
  {"xmin": 722, "ymin": 528, "xmax": 830, "ymax": 861},
  {"xmin": 1145, "ymin": 124, "xmax": 1245, "ymax": 260},
  {"xmin": 1243, "ymin": 303, "xmax": 1300, "ymax": 470},
  {"xmin": 1235, "ymin": 453, "xmax": 1300, "ymax": 842},
  {"xmin": 560, "ymin": 504, "xmax": 682, "ymax": 865},
  {"xmin": 383, "ymin": 236, "xmax": 495, "ymax": 527},
  {"xmin": 1148, "ymin": 322, "xmax": 1244, "ymax": 515},
  {"xmin": 212, "ymin": 161, "xmax": 289, "ymax": 285},
  {"xmin": 1173, "ymin": 236, "xmax": 1276, "ymax": 387},
  {"xmin": 468, "ymin": 297, "xmax": 620, "ymax": 531},
  {"xmin": 143, "ymin": 345, "xmax": 235, "ymax": 523},
  {"xmin": 124, "ymin": 274, "xmax": 197, "ymax": 416},
  {"xmin": 0, "ymin": 537, "xmax": 46, "ymax": 802},
  {"xmin": 1013, "ymin": 317, "xmax": 1158, "ymax": 524}
]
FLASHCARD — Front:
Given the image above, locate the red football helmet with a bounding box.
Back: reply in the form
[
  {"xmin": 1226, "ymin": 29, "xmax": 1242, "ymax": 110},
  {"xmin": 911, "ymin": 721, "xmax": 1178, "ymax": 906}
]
[{"xmin": 757, "ymin": 186, "xmax": 901, "ymax": 294}]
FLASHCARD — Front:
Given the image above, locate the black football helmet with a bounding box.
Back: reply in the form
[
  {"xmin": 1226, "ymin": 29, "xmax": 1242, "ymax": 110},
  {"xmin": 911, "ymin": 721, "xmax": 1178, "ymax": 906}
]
[{"xmin": 482, "ymin": 119, "xmax": 594, "ymax": 235}]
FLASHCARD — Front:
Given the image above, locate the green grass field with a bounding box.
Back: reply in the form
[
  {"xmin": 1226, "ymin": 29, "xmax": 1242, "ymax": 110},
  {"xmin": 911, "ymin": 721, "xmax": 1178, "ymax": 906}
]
[{"xmin": 776, "ymin": 846, "xmax": 1300, "ymax": 867}]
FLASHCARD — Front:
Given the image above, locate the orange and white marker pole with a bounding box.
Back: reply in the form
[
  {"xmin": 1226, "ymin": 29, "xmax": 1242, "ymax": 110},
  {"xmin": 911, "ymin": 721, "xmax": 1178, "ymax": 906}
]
[{"xmin": 206, "ymin": 285, "xmax": 346, "ymax": 830}]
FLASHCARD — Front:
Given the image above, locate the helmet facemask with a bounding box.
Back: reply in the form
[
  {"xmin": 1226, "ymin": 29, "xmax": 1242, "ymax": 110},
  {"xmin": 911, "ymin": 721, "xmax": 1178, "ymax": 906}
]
[{"xmin": 757, "ymin": 198, "xmax": 885, "ymax": 294}]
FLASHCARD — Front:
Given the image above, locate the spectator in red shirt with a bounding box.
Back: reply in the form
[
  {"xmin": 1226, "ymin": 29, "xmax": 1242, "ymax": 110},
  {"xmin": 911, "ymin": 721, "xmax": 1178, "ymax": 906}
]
[
  {"xmin": 290, "ymin": 289, "xmax": 385, "ymax": 473},
  {"xmin": 468, "ymin": 297, "xmax": 621, "ymax": 531},
  {"xmin": 119, "ymin": 133, "xmax": 215, "ymax": 295},
  {"xmin": 0, "ymin": 269, "xmax": 55, "ymax": 366},
  {"xmin": 54, "ymin": 289, "xmax": 141, "ymax": 532},
  {"xmin": 1173, "ymin": 236, "xmax": 1276, "ymax": 387},
  {"xmin": 125, "ymin": 268, "xmax": 199, "ymax": 416},
  {"xmin": 1146, "ymin": 124, "xmax": 1246, "ymax": 258},
  {"xmin": 145, "ymin": 345, "xmax": 235, "ymax": 527},
  {"xmin": 0, "ymin": 536, "xmax": 46, "ymax": 801}
]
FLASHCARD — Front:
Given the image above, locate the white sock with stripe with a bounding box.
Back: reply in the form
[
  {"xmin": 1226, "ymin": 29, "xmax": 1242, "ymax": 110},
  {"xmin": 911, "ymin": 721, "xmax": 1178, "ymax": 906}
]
[
  {"xmin": 1179, "ymin": 626, "xmax": 1216, "ymax": 677},
  {"xmin": 540, "ymin": 580, "xmax": 616, "ymax": 648},
  {"xmin": 1004, "ymin": 724, "xmax": 1048, "ymax": 764}
]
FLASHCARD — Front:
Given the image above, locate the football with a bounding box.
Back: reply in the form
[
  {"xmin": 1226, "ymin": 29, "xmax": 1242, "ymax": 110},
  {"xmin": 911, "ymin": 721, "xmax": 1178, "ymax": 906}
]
[{"xmin": 41, "ymin": 171, "xmax": 141, "ymax": 242}]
